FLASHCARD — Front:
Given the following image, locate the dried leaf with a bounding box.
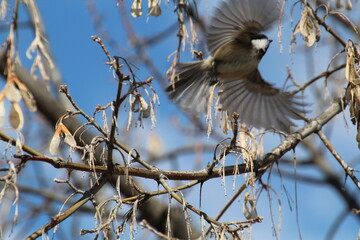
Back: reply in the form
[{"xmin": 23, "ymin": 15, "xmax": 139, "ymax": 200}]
[
  {"xmin": 5, "ymin": 82, "xmax": 22, "ymax": 102},
  {"xmin": 131, "ymin": 95, "xmax": 140, "ymax": 113},
  {"xmin": 64, "ymin": 133, "xmax": 76, "ymax": 148},
  {"xmin": 293, "ymin": 7, "xmax": 321, "ymax": 47},
  {"xmin": 345, "ymin": 41, "xmax": 360, "ymax": 84},
  {"xmin": 59, "ymin": 123, "xmax": 77, "ymax": 148},
  {"xmin": 17, "ymin": 81, "xmax": 37, "ymax": 112},
  {"xmin": 148, "ymin": 0, "xmax": 161, "ymax": 17},
  {"xmin": 49, "ymin": 124, "xmax": 63, "ymax": 155},
  {"xmin": 49, "ymin": 134, "xmax": 61, "ymax": 155},
  {"xmin": 349, "ymin": 86, "xmax": 360, "ymax": 119},
  {"xmin": 345, "ymin": 40, "xmax": 360, "ymax": 147},
  {"xmin": 131, "ymin": 0, "xmax": 142, "ymax": 18},
  {"xmin": 139, "ymin": 95, "xmax": 150, "ymax": 118},
  {"xmin": 243, "ymin": 193, "xmax": 258, "ymax": 220},
  {"xmin": 9, "ymin": 102, "xmax": 24, "ymax": 130},
  {"xmin": 131, "ymin": 93, "xmax": 149, "ymax": 117}
]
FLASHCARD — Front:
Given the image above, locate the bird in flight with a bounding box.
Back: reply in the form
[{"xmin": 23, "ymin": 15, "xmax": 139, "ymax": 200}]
[{"xmin": 166, "ymin": 0, "xmax": 305, "ymax": 132}]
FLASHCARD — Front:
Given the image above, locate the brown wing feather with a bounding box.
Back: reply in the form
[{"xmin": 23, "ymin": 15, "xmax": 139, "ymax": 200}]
[
  {"xmin": 219, "ymin": 70, "xmax": 305, "ymax": 132},
  {"xmin": 207, "ymin": 0, "xmax": 280, "ymax": 55}
]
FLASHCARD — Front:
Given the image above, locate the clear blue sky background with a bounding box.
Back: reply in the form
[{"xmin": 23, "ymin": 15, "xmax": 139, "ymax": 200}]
[{"xmin": 0, "ymin": 0, "xmax": 359, "ymax": 239}]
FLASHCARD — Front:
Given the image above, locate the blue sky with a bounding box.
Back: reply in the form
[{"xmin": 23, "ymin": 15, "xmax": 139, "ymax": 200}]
[{"xmin": 0, "ymin": 0, "xmax": 359, "ymax": 239}]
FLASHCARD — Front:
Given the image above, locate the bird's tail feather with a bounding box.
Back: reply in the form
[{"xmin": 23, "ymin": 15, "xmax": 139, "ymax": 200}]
[{"xmin": 166, "ymin": 61, "xmax": 215, "ymax": 114}]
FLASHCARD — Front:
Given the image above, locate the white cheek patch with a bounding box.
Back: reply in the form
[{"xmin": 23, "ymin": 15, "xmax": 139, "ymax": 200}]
[{"xmin": 251, "ymin": 39, "xmax": 269, "ymax": 50}]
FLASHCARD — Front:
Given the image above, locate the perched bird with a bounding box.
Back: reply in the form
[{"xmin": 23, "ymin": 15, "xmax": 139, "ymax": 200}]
[{"xmin": 166, "ymin": 0, "xmax": 305, "ymax": 132}]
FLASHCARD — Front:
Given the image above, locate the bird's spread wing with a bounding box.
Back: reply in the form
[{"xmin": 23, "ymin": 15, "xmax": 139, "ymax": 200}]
[
  {"xmin": 218, "ymin": 70, "xmax": 305, "ymax": 132},
  {"xmin": 207, "ymin": 0, "xmax": 280, "ymax": 55}
]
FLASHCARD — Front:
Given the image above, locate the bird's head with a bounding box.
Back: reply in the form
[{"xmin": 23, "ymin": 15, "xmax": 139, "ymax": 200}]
[{"xmin": 250, "ymin": 34, "xmax": 272, "ymax": 58}]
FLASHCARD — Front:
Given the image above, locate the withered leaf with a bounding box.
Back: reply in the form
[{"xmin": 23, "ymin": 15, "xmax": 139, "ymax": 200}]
[
  {"xmin": 61, "ymin": 123, "xmax": 77, "ymax": 148},
  {"xmin": 148, "ymin": 0, "xmax": 161, "ymax": 17},
  {"xmin": 64, "ymin": 133, "xmax": 77, "ymax": 148},
  {"xmin": 294, "ymin": 7, "xmax": 321, "ymax": 47},
  {"xmin": 345, "ymin": 40, "xmax": 360, "ymax": 148},
  {"xmin": 131, "ymin": 0, "xmax": 142, "ymax": 18},
  {"xmin": 49, "ymin": 134, "xmax": 61, "ymax": 155},
  {"xmin": 243, "ymin": 193, "xmax": 258, "ymax": 220},
  {"xmin": 139, "ymin": 95, "xmax": 150, "ymax": 118},
  {"xmin": 9, "ymin": 102, "xmax": 24, "ymax": 130},
  {"xmin": 17, "ymin": 81, "xmax": 37, "ymax": 112},
  {"xmin": 49, "ymin": 125, "xmax": 63, "ymax": 155},
  {"xmin": 345, "ymin": 41, "xmax": 360, "ymax": 85},
  {"xmin": 5, "ymin": 82, "xmax": 22, "ymax": 102}
]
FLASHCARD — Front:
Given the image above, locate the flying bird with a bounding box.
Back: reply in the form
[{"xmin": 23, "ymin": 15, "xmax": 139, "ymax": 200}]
[{"xmin": 166, "ymin": 0, "xmax": 305, "ymax": 132}]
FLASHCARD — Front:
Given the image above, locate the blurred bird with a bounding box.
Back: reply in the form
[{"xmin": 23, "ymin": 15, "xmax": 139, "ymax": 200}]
[{"xmin": 166, "ymin": 0, "xmax": 306, "ymax": 132}]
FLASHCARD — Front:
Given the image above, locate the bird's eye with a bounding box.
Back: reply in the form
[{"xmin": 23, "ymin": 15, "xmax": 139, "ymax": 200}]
[{"xmin": 258, "ymin": 48, "xmax": 266, "ymax": 56}]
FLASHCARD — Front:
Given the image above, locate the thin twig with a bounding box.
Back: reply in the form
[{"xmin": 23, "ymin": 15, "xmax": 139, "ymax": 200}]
[
  {"xmin": 317, "ymin": 130, "xmax": 360, "ymax": 190},
  {"xmin": 290, "ymin": 63, "xmax": 346, "ymax": 95}
]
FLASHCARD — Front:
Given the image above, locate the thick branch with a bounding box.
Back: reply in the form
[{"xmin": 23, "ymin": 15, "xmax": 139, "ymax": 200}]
[{"xmin": 258, "ymin": 97, "xmax": 345, "ymax": 174}]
